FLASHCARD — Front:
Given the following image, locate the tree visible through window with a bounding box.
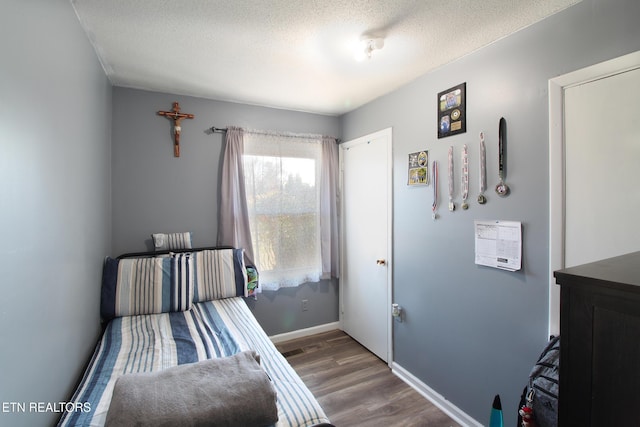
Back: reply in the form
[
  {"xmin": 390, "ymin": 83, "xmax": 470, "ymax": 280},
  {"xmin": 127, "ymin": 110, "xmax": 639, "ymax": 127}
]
[{"xmin": 243, "ymin": 134, "xmax": 322, "ymax": 290}]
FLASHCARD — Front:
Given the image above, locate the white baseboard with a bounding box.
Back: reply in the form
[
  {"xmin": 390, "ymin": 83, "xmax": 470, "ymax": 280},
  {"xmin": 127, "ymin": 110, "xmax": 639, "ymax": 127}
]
[
  {"xmin": 271, "ymin": 326, "xmax": 482, "ymax": 426},
  {"xmin": 269, "ymin": 321, "xmax": 341, "ymax": 344},
  {"xmin": 391, "ymin": 362, "xmax": 483, "ymax": 427}
]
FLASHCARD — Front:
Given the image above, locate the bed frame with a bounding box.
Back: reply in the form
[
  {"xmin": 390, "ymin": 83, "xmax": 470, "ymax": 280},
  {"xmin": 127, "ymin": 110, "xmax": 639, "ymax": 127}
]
[{"xmin": 58, "ymin": 247, "xmax": 333, "ymax": 427}]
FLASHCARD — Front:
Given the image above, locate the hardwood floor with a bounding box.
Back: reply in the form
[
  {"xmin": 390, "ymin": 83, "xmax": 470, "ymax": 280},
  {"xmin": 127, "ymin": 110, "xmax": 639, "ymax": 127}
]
[{"xmin": 276, "ymin": 330, "xmax": 461, "ymax": 427}]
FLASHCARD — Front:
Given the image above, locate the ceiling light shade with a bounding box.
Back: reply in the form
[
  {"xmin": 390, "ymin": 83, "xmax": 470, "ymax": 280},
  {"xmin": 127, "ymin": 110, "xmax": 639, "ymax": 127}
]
[{"xmin": 355, "ymin": 36, "xmax": 385, "ymax": 61}]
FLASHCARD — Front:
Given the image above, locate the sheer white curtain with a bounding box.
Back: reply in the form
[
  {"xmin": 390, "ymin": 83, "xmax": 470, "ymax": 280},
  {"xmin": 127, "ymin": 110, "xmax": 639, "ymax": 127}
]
[{"xmin": 218, "ymin": 127, "xmax": 339, "ymax": 291}]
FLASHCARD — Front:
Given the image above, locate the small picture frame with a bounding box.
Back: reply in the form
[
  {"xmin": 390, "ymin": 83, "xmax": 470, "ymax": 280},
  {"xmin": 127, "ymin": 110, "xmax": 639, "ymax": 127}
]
[
  {"xmin": 437, "ymin": 82, "xmax": 466, "ymax": 139},
  {"xmin": 408, "ymin": 150, "xmax": 429, "ymax": 185}
]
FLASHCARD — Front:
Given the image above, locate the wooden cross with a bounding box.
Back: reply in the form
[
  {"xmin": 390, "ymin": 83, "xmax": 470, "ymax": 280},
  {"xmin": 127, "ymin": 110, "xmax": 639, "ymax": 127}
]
[{"xmin": 157, "ymin": 102, "xmax": 195, "ymax": 157}]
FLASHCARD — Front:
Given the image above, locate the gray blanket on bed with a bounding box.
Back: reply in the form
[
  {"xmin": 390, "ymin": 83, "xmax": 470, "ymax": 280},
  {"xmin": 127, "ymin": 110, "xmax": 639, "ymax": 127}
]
[{"xmin": 104, "ymin": 350, "xmax": 278, "ymax": 427}]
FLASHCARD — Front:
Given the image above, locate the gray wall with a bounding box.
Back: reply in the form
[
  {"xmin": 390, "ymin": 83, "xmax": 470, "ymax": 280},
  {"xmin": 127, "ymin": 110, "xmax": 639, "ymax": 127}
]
[
  {"xmin": 3, "ymin": 1, "xmax": 636, "ymax": 425},
  {"xmin": 0, "ymin": 1, "xmax": 112, "ymax": 426},
  {"xmin": 340, "ymin": 0, "xmax": 640, "ymax": 424},
  {"xmin": 111, "ymin": 87, "xmax": 339, "ymax": 334}
]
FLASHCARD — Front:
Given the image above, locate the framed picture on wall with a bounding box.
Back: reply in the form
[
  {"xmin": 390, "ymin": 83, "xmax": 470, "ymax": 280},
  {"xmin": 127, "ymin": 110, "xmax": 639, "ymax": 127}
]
[
  {"xmin": 437, "ymin": 82, "xmax": 466, "ymax": 139},
  {"xmin": 407, "ymin": 150, "xmax": 429, "ymax": 185}
]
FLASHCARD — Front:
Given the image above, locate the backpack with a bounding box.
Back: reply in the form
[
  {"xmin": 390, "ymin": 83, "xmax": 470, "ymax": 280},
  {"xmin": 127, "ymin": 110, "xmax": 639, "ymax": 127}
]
[{"xmin": 518, "ymin": 336, "xmax": 560, "ymax": 427}]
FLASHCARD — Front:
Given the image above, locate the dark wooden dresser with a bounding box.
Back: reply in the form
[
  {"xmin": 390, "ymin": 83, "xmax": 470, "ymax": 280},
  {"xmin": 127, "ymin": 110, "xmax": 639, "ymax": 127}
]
[{"xmin": 554, "ymin": 251, "xmax": 640, "ymax": 426}]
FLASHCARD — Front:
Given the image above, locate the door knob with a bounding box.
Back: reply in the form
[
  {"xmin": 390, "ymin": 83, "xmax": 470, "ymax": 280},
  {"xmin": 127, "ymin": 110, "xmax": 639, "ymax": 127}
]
[{"xmin": 376, "ymin": 259, "xmax": 386, "ymax": 265}]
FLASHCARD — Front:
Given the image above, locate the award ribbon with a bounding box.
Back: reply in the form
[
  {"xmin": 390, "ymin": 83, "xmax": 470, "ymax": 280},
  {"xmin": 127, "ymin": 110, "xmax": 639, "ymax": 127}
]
[
  {"xmin": 448, "ymin": 146, "xmax": 455, "ymax": 211},
  {"xmin": 432, "ymin": 161, "xmax": 438, "ymax": 220},
  {"xmin": 495, "ymin": 117, "xmax": 510, "ymax": 197},
  {"xmin": 461, "ymin": 144, "xmax": 469, "ymax": 210},
  {"xmin": 478, "ymin": 132, "xmax": 487, "ymax": 204}
]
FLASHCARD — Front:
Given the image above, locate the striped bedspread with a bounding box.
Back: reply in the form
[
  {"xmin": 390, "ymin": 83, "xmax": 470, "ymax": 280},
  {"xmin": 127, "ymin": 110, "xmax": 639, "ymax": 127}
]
[{"xmin": 58, "ymin": 297, "xmax": 330, "ymax": 427}]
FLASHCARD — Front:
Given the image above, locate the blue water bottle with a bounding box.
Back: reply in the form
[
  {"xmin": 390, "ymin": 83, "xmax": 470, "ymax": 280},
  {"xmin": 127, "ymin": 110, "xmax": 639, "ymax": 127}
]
[{"xmin": 489, "ymin": 394, "xmax": 504, "ymax": 427}]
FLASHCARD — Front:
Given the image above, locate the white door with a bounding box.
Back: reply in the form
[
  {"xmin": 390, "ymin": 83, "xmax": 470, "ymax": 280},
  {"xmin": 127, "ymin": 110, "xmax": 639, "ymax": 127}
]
[
  {"xmin": 564, "ymin": 67, "xmax": 640, "ymax": 267},
  {"xmin": 549, "ymin": 51, "xmax": 640, "ymax": 335},
  {"xmin": 340, "ymin": 128, "xmax": 392, "ymax": 363}
]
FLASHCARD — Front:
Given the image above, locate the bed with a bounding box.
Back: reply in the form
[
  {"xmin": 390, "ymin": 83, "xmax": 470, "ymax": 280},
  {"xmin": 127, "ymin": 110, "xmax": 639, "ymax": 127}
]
[{"xmin": 58, "ymin": 247, "xmax": 333, "ymax": 427}]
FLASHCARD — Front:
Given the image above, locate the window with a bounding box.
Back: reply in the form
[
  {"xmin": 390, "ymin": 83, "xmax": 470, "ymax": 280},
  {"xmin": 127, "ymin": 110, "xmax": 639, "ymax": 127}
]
[{"xmin": 243, "ymin": 133, "xmax": 323, "ymax": 290}]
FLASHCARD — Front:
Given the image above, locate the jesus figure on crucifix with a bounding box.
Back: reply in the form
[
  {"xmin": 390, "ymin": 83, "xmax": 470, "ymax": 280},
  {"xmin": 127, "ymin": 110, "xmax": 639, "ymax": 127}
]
[{"xmin": 157, "ymin": 102, "xmax": 195, "ymax": 157}]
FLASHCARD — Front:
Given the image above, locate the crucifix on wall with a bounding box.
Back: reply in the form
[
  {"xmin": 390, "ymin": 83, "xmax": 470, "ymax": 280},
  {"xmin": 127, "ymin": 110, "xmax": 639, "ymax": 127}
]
[{"xmin": 157, "ymin": 102, "xmax": 195, "ymax": 157}]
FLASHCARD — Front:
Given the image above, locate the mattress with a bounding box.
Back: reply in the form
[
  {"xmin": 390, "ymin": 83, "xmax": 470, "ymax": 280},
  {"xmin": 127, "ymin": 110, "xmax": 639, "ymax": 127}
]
[{"xmin": 58, "ymin": 297, "xmax": 330, "ymax": 427}]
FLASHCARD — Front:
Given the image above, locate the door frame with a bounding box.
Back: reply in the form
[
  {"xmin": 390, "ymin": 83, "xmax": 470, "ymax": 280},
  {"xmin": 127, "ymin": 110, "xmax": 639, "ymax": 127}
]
[
  {"xmin": 339, "ymin": 127, "xmax": 393, "ymax": 365},
  {"xmin": 548, "ymin": 50, "xmax": 640, "ymax": 337}
]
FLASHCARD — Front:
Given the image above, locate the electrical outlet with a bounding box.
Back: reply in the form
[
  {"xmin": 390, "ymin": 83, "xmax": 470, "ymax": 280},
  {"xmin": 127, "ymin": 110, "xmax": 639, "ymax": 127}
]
[{"xmin": 302, "ymin": 299, "xmax": 309, "ymax": 311}]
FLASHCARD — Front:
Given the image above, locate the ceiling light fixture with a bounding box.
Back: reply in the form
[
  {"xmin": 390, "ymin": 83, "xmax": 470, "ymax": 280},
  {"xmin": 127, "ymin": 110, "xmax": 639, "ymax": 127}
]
[{"xmin": 355, "ymin": 36, "xmax": 385, "ymax": 61}]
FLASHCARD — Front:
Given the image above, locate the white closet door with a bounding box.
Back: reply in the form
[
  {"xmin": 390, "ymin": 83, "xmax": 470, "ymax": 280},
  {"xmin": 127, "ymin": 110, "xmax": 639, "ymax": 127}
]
[
  {"xmin": 564, "ymin": 67, "xmax": 640, "ymax": 267},
  {"xmin": 340, "ymin": 128, "xmax": 392, "ymax": 363}
]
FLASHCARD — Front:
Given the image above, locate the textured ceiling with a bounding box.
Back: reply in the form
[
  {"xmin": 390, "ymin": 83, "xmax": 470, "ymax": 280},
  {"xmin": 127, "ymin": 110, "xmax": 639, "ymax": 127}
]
[{"xmin": 72, "ymin": 0, "xmax": 580, "ymax": 115}]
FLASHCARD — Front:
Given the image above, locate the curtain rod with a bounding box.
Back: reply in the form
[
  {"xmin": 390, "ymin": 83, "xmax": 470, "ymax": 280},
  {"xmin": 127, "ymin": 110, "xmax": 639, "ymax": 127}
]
[
  {"xmin": 205, "ymin": 126, "xmax": 228, "ymax": 135},
  {"xmin": 206, "ymin": 125, "xmax": 340, "ymax": 142}
]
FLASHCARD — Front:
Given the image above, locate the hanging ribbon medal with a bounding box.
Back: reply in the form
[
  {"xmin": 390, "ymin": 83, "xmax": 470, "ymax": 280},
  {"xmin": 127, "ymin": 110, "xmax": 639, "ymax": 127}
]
[
  {"xmin": 448, "ymin": 146, "xmax": 455, "ymax": 211},
  {"xmin": 432, "ymin": 161, "xmax": 439, "ymax": 220},
  {"xmin": 495, "ymin": 117, "xmax": 510, "ymax": 197},
  {"xmin": 461, "ymin": 144, "xmax": 469, "ymax": 210},
  {"xmin": 478, "ymin": 132, "xmax": 487, "ymax": 204}
]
